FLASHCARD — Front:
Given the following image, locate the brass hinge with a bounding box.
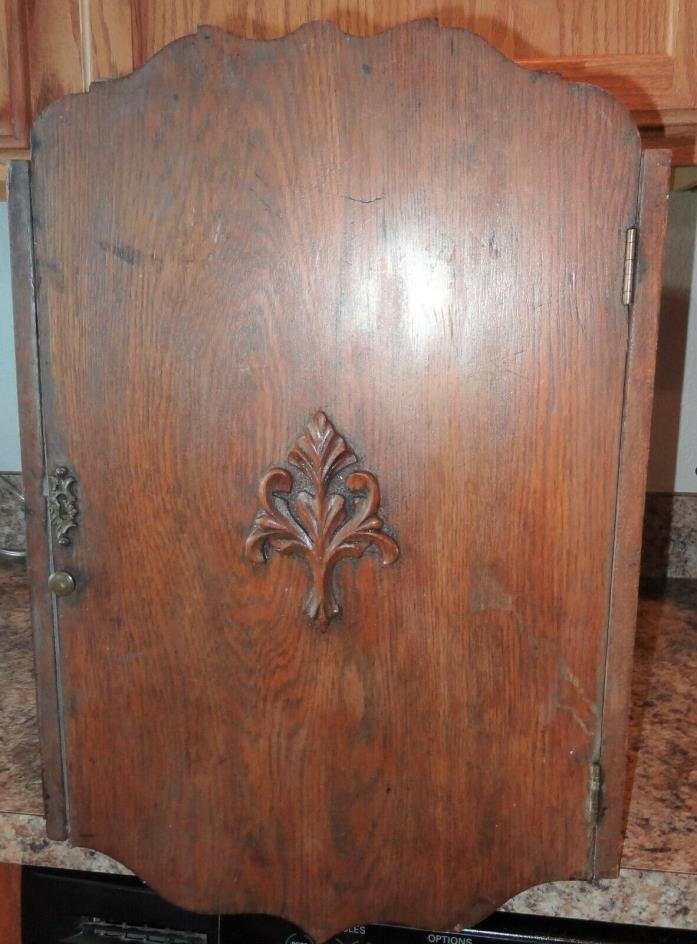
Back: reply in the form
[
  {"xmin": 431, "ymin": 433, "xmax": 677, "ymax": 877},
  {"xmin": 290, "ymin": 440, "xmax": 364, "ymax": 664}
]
[
  {"xmin": 587, "ymin": 761, "xmax": 602, "ymax": 826},
  {"xmin": 622, "ymin": 227, "xmax": 638, "ymax": 306}
]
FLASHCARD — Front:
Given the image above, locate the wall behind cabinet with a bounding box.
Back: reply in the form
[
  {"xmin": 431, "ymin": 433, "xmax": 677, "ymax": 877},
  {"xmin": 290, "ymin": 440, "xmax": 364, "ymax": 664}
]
[
  {"xmin": 647, "ymin": 191, "xmax": 697, "ymax": 494},
  {"xmin": 0, "ymin": 203, "xmax": 19, "ymax": 470}
]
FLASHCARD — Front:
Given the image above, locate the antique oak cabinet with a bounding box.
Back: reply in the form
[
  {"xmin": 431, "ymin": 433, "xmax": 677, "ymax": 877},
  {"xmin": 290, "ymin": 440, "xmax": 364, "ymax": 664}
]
[{"xmin": 10, "ymin": 21, "xmax": 668, "ymax": 941}]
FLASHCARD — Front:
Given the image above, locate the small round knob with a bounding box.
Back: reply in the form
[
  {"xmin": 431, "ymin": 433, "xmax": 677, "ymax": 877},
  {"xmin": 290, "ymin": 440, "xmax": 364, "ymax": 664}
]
[{"xmin": 48, "ymin": 571, "xmax": 76, "ymax": 597}]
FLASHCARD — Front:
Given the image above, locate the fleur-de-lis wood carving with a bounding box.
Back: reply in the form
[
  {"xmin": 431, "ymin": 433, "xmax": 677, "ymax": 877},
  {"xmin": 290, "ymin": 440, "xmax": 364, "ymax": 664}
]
[{"xmin": 245, "ymin": 411, "xmax": 399, "ymax": 631}]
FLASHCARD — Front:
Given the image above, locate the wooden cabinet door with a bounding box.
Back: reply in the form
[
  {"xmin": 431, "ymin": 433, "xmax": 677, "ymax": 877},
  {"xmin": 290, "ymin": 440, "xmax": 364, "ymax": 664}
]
[
  {"xmin": 0, "ymin": 0, "xmax": 28, "ymax": 147},
  {"xmin": 11, "ymin": 22, "xmax": 668, "ymax": 941}
]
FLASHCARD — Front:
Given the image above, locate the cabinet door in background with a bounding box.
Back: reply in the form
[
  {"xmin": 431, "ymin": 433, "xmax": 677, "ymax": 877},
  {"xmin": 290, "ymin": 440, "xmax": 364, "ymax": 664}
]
[{"xmin": 6, "ymin": 2, "xmax": 697, "ymax": 162}]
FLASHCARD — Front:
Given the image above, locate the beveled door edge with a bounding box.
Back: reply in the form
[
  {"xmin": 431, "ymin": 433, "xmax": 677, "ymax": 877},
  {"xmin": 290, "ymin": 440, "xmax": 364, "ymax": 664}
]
[
  {"xmin": 9, "ymin": 160, "xmax": 69, "ymax": 839},
  {"xmin": 593, "ymin": 149, "xmax": 671, "ymax": 876}
]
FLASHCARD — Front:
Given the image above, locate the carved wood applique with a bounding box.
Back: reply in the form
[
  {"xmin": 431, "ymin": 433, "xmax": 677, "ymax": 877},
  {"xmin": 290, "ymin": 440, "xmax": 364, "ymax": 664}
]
[{"xmin": 245, "ymin": 411, "xmax": 399, "ymax": 630}]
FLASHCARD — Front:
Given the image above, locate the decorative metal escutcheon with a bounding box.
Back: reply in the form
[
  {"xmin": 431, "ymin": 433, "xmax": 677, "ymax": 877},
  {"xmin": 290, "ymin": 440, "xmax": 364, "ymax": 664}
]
[
  {"xmin": 245, "ymin": 410, "xmax": 399, "ymax": 631},
  {"xmin": 48, "ymin": 465, "xmax": 79, "ymax": 546}
]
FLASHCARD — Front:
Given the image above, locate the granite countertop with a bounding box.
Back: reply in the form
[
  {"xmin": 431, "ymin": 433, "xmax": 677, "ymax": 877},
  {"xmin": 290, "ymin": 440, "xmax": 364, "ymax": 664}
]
[{"xmin": 1, "ymin": 556, "xmax": 696, "ymax": 927}]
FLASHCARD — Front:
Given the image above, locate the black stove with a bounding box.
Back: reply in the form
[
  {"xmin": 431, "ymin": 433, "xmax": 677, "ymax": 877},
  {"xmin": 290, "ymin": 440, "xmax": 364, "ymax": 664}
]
[{"xmin": 20, "ymin": 867, "xmax": 696, "ymax": 944}]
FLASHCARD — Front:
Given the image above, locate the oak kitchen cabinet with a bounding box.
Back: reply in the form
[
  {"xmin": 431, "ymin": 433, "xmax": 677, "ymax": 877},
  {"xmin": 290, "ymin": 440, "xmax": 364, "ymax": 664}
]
[
  {"xmin": 0, "ymin": 0, "xmax": 29, "ymax": 154},
  {"xmin": 0, "ymin": 0, "xmax": 696, "ymax": 184},
  {"xmin": 10, "ymin": 19, "xmax": 669, "ymax": 941}
]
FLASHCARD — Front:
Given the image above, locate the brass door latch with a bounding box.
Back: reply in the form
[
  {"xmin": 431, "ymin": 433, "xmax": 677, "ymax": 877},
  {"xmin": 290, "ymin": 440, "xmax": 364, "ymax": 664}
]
[{"xmin": 48, "ymin": 570, "xmax": 76, "ymax": 597}]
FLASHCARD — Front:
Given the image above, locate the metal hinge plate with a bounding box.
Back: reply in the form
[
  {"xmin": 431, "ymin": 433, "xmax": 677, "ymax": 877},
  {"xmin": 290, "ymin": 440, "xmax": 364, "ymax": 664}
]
[
  {"xmin": 588, "ymin": 761, "xmax": 602, "ymax": 826},
  {"xmin": 622, "ymin": 227, "xmax": 638, "ymax": 306},
  {"xmin": 70, "ymin": 917, "xmax": 208, "ymax": 943}
]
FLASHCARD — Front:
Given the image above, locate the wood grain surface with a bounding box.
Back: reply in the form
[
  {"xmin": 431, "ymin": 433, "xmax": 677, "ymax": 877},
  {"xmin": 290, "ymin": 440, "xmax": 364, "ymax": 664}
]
[
  {"xmin": 24, "ymin": 0, "xmax": 85, "ymax": 117},
  {"xmin": 23, "ymin": 21, "xmax": 658, "ymax": 939},
  {"xmin": 0, "ymin": 864, "xmax": 21, "ymax": 944}
]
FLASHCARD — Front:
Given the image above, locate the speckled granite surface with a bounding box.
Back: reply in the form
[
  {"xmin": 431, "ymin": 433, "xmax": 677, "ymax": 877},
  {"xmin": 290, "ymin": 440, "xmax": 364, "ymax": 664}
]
[
  {"xmin": 642, "ymin": 493, "xmax": 697, "ymax": 579},
  {"xmin": 1, "ymin": 556, "xmax": 696, "ymax": 928},
  {"xmin": 0, "ymin": 812, "xmax": 130, "ymax": 874},
  {"xmin": 0, "ymin": 558, "xmax": 41, "ymax": 814},
  {"xmin": 623, "ymin": 580, "xmax": 697, "ymax": 873},
  {"xmin": 0, "ymin": 473, "xmax": 24, "ymax": 554},
  {"xmin": 503, "ymin": 869, "xmax": 697, "ymax": 927}
]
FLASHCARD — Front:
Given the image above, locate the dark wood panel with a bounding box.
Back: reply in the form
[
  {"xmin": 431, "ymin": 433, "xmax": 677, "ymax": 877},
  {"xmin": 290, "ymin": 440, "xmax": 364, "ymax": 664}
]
[{"xmin": 27, "ymin": 22, "xmax": 650, "ymax": 939}]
